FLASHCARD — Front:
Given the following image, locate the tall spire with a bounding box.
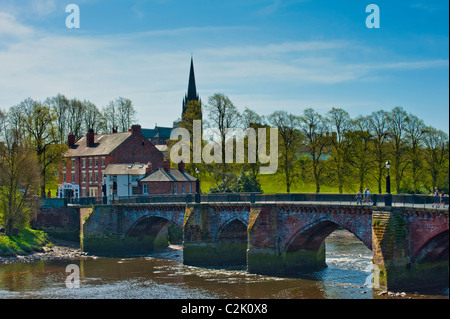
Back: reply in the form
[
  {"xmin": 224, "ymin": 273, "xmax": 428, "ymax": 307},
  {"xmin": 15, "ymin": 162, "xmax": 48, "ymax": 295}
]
[{"xmin": 182, "ymin": 56, "xmax": 200, "ymax": 119}]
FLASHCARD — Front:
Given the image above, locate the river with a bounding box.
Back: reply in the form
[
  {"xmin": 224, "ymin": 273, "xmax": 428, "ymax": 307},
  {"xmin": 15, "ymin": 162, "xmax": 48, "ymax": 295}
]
[{"xmin": 0, "ymin": 231, "xmax": 448, "ymax": 300}]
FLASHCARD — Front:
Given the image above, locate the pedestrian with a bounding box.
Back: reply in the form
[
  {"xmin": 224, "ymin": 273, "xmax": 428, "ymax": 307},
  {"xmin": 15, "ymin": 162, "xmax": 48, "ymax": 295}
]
[
  {"xmin": 356, "ymin": 190, "xmax": 362, "ymax": 205},
  {"xmin": 433, "ymin": 187, "xmax": 439, "ymax": 208},
  {"xmin": 366, "ymin": 188, "xmax": 372, "ymax": 204},
  {"xmin": 439, "ymin": 190, "xmax": 446, "ymax": 208},
  {"xmin": 363, "ymin": 188, "xmax": 368, "ymax": 203}
]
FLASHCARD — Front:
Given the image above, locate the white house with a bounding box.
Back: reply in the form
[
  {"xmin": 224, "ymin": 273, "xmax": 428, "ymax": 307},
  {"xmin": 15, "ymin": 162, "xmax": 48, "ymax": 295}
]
[{"xmin": 103, "ymin": 163, "xmax": 152, "ymax": 199}]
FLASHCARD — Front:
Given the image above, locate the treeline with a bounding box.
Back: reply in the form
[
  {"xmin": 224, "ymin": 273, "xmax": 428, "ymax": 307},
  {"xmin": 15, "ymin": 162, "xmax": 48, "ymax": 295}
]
[
  {"xmin": 0, "ymin": 94, "xmax": 137, "ymax": 197},
  {"xmin": 181, "ymin": 94, "xmax": 449, "ymax": 195},
  {"xmin": 0, "ymin": 94, "xmax": 137, "ymax": 235}
]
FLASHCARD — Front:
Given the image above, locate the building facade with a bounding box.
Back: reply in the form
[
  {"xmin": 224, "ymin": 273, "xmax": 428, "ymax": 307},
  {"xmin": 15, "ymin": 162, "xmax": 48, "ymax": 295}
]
[{"xmin": 58, "ymin": 125, "xmax": 164, "ymax": 198}]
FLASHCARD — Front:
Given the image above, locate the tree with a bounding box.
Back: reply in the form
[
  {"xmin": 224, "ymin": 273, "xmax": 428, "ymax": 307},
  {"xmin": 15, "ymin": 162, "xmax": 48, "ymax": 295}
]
[
  {"xmin": 404, "ymin": 114, "xmax": 426, "ymax": 193},
  {"xmin": 326, "ymin": 108, "xmax": 353, "ymax": 193},
  {"xmin": 115, "ymin": 97, "xmax": 136, "ymax": 132},
  {"xmin": 299, "ymin": 108, "xmax": 329, "ymax": 193},
  {"xmin": 267, "ymin": 110, "xmax": 301, "ymax": 193},
  {"xmin": 20, "ymin": 99, "xmax": 63, "ymax": 198},
  {"xmin": 368, "ymin": 110, "xmax": 390, "ymax": 193},
  {"xmin": 101, "ymin": 97, "xmax": 136, "ymax": 133},
  {"xmin": 171, "ymin": 99, "xmax": 203, "ymax": 175},
  {"xmin": 83, "ymin": 100, "xmax": 102, "ymax": 133},
  {"xmin": 387, "ymin": 107, "xmax": 410, "ymax": 193},
  {"xmin": 67, "ymin": 98, "xmax": 85, "ymax": 139},
  {"xmin": 349, "ymin": 115, "xmax": 374, "ymax": 192},
  {"xmin": 423, "ymin": 127, "xmax": 449, "ymax": 192},
  {"xmin": 205, "ymin": 93, "xmax": 241, "ymax": 175},
  {"xmin": 0, "ymin": 129, "xmax": 41, "ymax": 236},
  {"xmin": 46, "ymin": 94, "xmax": 70, "ymax": 144}
]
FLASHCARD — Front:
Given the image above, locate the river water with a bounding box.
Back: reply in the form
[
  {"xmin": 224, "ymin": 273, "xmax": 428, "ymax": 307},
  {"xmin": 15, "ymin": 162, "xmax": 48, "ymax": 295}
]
[{"xmin": 0, "ymin": 231, "xmax": 448, "ymax": 300}]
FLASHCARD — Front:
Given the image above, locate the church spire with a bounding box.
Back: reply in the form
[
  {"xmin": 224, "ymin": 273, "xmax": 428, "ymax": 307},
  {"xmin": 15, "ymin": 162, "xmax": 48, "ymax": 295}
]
[{"xmin": 182, "ymin": 56, "xmax": 200, "ymax": 119}]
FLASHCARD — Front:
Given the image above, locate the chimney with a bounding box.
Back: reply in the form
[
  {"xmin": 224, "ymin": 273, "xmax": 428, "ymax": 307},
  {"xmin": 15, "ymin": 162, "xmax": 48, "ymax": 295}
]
[
  {"xmin": 178, "ymin": 161, "xmax": 185, "ymax": 174},
  {"xmin": 146, "ymin": 162, "xmax": 153, "ymax": 175},
  {"xmin": 86, "ymin": 129, "xmax": 95, "ymax": 147},
  {"xmin": 131, "ymin": 125, "xmax": 141, "ymax": 135},
  {"xmin": 163, "ymin": 159, "xmax": 171, "ymax": 173},
  {"xmin": 68, "ymin": 133, "xmax": 75, "ymax": 148}
]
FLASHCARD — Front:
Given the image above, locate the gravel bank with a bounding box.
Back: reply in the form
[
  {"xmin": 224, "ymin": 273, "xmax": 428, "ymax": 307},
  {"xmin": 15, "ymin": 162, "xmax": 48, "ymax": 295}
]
[{"xmin": 0, "ymin": 239, "xmax": 87, "ymax": 265}]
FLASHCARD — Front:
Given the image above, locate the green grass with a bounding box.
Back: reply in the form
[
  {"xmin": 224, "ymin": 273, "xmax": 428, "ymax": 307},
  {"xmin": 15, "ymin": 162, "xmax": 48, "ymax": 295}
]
[
  {"xmin": 200, "ymin": 172, "xmax": 367, "ymax": 194},
  {"xmin": 0, "ymin": 228, "xmax": 50, "ymax": 257}
]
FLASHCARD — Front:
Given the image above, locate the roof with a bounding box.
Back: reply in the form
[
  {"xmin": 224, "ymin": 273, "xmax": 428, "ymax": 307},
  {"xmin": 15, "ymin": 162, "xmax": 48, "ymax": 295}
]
[
  {"xmin": 103, "ymin": 163, "xmax": 149, "ymax": 176},
  {"xmin": 141, "ymin": 126, "xmax": 172, "ymax": 140},
  {"xmin": 64, "ymin": 132, "xmax": 132, "ymax": 157},
  {"xmin": 140, "ymin": 168, "xmax": 197, "ymax": 183}
]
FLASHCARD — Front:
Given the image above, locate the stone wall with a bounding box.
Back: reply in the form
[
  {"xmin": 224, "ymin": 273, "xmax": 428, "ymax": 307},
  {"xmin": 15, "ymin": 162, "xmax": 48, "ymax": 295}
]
[{"xmin": 31, "ymin": 199, "xmax": 80, "ymax": 241}]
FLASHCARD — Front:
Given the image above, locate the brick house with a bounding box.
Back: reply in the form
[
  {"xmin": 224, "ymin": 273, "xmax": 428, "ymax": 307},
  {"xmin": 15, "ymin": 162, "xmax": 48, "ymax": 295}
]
[
  {"xmin": 58, "ymin": 125, "xmax": 164, "ymax": 198},
  {"xmin": 140, "ymin": 161, "xmax": 199, "ymax": 195}
]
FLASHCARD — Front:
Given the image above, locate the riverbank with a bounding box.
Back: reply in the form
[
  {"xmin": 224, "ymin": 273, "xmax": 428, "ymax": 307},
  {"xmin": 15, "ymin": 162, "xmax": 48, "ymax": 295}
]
[{"xmin": 0, "ymin": 238, "xmax": 86, "ymax": 265}]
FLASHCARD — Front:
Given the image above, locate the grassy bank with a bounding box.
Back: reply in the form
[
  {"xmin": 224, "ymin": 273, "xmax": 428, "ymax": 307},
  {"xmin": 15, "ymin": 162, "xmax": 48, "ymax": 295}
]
[
  {"xmin": 0, "ymin": 228, "xmax": 50, "ymax": 257},
  {"xmin": 199, "ymin": 172, "xmax": 379, "ymax": 194}
]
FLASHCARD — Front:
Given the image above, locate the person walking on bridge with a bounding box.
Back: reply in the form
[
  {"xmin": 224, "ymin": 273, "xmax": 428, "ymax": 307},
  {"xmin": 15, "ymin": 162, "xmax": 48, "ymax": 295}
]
[{"xmin": 356, "ymin": 190, "xmax": 362, "ymax": 205}]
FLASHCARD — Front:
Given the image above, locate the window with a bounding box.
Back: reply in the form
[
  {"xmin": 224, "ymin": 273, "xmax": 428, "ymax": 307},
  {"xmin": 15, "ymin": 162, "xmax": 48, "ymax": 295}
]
[
  {"xmin": 72, "ymin": 172, "xmax": 75, "ymax": 183},
  {"xmin": 89, "ymin": 158, "xmax": 93, "ymax": 168},
  {"xmin": 94, "ymin": 172, "xmax": 98, "ymax": 183},
  {"xmin": 102, "ymin": 157, "xmax": 106, "ymax": 167},
  {"xmin": 71, "ymin": 158, "xmax": 75, "ymax": 169},
  {"xmin": 63, "ymin": 172, "xmax": 66, "ymax": 183},
  {"xmin": 182, "ymin": 184, "xmax": 185, "ymax": 194},
  {"xmin": 189, "ymin": 184, "xmax": 192, "ymax": 194},
  {"xmin": 143, "ymin": 184, "xmax": 148, "ymax": 195},
  {"xmin": 82, "ymin": 158, "xmax": 86, "ymax": 168},
  {"xmin": 89, "ymin": 172, "xmax": 93, "ymax": 183},
  {"xmin": 82, "ymin": 172, "xmax": 86, "ymax": 183},
  {"xmin": 95, "ymin": 158, "xmax": 98, "ymax": 168},
  {"xmin": 174, "ymin": 184, "xmax": 177, "ymax": 194}
]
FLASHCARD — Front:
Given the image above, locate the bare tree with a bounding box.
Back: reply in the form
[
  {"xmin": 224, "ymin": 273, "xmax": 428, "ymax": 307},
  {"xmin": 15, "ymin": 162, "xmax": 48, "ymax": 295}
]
[
  {"xmin": 267, "ymin": 110, "xmax": 301, "ymax": 193},
  {"xmin": 349, "ymin": 115, "xmax": 374, "ymax": 192},
  {"xmin": 67, "ymin": 98, "xmax": 85, "ymax": 139},
  {"xmin": 423, "ymin": 127, "xmax": 449, "ymax": 192},
  {"xmin": 387, "ymin": 106, "xmax": 409, "ymax": 193},
  {"xmin": 206, "ymin": 93, "xmax": 241, "ymax": 173},
  {"xmin": 46, "ymin": 94, "xmax": 70, "ymax": 144},
  {"xmin": 368, "ymin": 110, "xmax": 390, "ymax": 193},
  {"xmin": 326, "ymin": 108, "xmax": 353, "ymax": 193},
  {"xmin": 299, "ymin": 108, "xmax": 329, "ymax": 193},
  {"xmin": 83, "ymin": 100, "xmax": 102, "ymax": 133},
  {"xmin": 405, "ymin": 114, "xmax": 426, "ymax": 193}
]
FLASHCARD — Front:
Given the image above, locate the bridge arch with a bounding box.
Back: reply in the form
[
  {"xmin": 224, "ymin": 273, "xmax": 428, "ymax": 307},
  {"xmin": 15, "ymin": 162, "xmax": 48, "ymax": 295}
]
[
  {"xmin": 282, "ymin": 218, "xmax": 371, "ymax": 272},
  {"xmin": 412, "ymin": 230, "xmax": 449, "ymax": 264},
  {"xmin": 215, "ymin": 218, "xmax": 248, "ymax": 266},
  {"xmin": 125, "ymin": 214, "xmax": 183, "ymax": 254}
]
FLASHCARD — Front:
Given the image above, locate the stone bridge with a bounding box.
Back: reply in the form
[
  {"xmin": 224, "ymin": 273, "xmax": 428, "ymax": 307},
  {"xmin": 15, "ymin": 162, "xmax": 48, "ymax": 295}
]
[{"xmin": 79, "ymin": 203, "xmax": 449, "ymax": 291}]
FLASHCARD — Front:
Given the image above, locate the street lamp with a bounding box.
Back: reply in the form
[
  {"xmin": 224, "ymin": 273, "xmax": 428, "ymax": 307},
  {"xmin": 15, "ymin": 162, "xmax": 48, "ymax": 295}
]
[
  {"xmin": 385, "ymin": 160, "xmax": 392, "ymax": 207},
  {"xmin": 195, "ymin": 167, "xmax": 201, "ymax": 203}
]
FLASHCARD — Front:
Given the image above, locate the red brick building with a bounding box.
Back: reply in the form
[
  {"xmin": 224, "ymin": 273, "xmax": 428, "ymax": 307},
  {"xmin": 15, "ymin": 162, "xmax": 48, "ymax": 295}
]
[
  {"xmin": 140, "ymin": 161, "xmax": 199, "ymax": 195},
  {"xmin": 59, "ymin": 125, "xmax": 164, "ymax": 198}
]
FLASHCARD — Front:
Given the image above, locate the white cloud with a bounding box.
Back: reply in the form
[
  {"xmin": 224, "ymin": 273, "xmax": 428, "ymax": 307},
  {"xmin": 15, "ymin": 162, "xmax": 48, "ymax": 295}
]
[{"xmin": 0, "ymin": 12, "xmax": 34, "ymax": 38}]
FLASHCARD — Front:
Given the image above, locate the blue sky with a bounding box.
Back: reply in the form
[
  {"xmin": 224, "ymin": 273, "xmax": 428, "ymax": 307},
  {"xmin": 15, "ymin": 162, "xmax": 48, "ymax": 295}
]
[{"xmin": 0, "ymin": 0, "xmax": 448, "ymax": 133}]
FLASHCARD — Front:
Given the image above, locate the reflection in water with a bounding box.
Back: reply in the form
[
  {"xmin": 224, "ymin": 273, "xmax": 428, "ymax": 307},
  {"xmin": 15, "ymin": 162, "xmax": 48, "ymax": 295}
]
[{"xmin": 0, "ymin": 231, "xmax": 448, "ymax": 299}]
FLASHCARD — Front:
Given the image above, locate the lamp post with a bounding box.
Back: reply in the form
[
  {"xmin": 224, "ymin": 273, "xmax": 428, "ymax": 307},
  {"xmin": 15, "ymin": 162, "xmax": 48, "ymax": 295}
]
[
  {"xmin": 385, "ymin": 160, "xmax": 392, "ymax": 207},
  {"xmin": 195, "ymin": 167, "xmax": 201, "ymax": 203}
]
